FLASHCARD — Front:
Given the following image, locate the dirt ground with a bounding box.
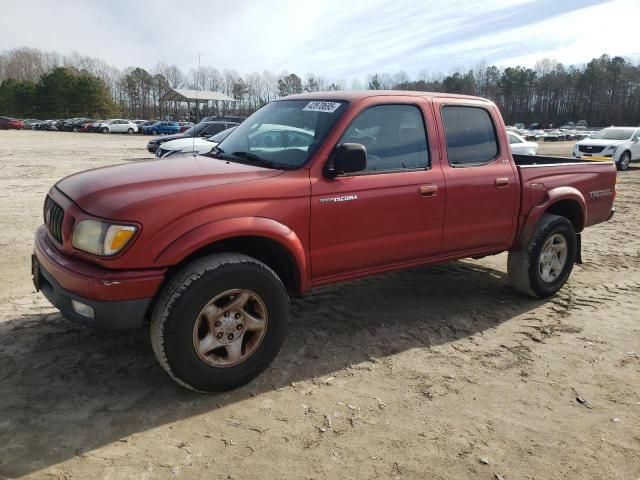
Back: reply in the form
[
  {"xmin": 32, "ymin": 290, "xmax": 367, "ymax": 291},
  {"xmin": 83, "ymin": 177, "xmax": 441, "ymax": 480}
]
[{"xmin": 0, "ymin": 130, "xmax": 638, "ymax": 480}]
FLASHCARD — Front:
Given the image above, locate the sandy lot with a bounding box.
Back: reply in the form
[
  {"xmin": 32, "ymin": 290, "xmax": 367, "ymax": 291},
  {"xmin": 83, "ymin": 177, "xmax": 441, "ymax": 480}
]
[{"xmin": 0, "ymin": 130, "xmax": 639, "ymax": 480}]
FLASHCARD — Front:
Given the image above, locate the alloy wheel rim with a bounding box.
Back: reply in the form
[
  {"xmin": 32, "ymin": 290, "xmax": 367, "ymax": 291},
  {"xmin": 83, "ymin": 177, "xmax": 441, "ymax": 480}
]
[
  {"xmin": 538, "ymin": 234, "xmax": 568, "ymax": 283},
  {"xmin": 621, "ymin": 153, "xmax": 630, "ymax": 169},
  {"xmin": 192, "ymin": 289, "xmax": 268, "ymax": 367}
]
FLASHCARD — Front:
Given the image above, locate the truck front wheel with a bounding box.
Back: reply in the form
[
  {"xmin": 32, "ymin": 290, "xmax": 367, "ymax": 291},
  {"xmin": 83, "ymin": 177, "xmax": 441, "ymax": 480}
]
[
  {"xmin": 507, "ymin": 214, "xmax": 577, "ymax": 298},
  {"xmin": 150, "ymin": 253, "xmax": 290, "ymax": 392}
]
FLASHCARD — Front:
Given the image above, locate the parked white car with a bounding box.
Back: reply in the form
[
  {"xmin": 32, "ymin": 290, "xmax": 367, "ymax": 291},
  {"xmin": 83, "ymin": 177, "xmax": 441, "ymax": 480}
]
[
  {"xmin": 573, "ymin": 126, "xmax": 640, "ymax": 171},
  {"xmin": 155, "ymin": 126, "xmax": 237, "ymax": 158},
  {"xmin": 507, "ymin": 131, "xmax": 538, "ymax": 155},
  {"xmin": 99, "ymin": 119, "xmax": 138, "ymax": 134}
]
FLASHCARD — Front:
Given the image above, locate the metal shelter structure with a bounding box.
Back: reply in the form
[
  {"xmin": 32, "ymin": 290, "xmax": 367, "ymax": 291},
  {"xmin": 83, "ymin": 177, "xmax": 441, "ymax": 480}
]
[{"xmin": 159, "ymin": 89, "xmax": 237, "ymax": 122}]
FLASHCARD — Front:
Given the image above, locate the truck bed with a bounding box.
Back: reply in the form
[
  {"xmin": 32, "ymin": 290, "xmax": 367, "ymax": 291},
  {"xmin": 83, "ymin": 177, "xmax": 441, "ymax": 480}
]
[
  {"xmin": 513, "ymin": 153, "xmax": 617, "ymax": 230},
  {"xmin": 513, "ymin": 153, "xmax": 614, "ymax": 166}
]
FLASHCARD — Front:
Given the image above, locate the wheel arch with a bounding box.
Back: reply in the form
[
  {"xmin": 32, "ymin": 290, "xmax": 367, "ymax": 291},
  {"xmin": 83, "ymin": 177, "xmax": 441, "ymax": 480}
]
[
  {"xmin": 155, "ymin": 217, "xmax": 309, "ymax": 294},
  {"xmin": 544, "ymin": 198, "xmax": 584, "ymax": 233},
  {"xmin": 514, "ymin": 187, "xmax": 585, "ymax": 250}
]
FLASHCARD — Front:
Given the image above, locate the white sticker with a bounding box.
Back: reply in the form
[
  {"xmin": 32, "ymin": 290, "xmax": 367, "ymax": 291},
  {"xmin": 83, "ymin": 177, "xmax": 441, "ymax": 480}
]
[{"xmin": 302, "ymin": 101, "xmax": 342, "ymax": 113}]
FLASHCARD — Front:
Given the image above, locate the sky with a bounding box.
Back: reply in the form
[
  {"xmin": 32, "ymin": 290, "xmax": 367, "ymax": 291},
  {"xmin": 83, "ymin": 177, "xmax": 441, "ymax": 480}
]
[{"xmin": 1, "ymin": 0, "xmax": 639, "ymax": 82}]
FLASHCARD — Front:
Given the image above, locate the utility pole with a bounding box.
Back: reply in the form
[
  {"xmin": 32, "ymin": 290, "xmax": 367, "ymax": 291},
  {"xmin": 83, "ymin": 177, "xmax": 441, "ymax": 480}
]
[{"xmin": 197, "ymin": 52, "xmax": 203, "ymax": 122}]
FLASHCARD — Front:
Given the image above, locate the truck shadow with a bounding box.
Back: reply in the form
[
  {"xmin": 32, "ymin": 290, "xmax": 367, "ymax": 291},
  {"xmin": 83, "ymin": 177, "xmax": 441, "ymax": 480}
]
[{"xmin": 0, "ymin": 260, "xmax": 545, "ymax": 477}]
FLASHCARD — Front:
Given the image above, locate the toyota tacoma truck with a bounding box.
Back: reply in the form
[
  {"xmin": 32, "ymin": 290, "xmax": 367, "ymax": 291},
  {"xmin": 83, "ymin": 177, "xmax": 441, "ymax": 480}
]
[{"xmin": 32, "ymin": 91, "xmax": 617, "ymax": 392}]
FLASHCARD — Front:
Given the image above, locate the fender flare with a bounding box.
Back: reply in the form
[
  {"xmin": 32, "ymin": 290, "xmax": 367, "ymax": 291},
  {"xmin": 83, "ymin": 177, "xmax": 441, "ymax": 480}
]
[
  {"xmin": 513, "ymin": 186, "xmax": 586, "ymax": 251},
  {"xmin": 155, "ymin": 217, "xmax": 309, "ymax": 290}
]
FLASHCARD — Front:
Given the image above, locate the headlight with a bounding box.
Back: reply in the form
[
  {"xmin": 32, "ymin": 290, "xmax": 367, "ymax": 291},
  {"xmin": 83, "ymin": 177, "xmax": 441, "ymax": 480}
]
[{"xmin": 72, "ymin": 220, "xmax": 137, "ymax": 256}]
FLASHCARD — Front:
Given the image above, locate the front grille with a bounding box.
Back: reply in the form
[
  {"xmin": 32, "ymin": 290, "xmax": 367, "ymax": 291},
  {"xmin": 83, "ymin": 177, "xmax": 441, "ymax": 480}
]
[
  {"xmin": 579, "ymin": 145, "xmax": 605, "ymax": 153},
  {"xmin": 44, "ymin": 196, "xmax": 64, "ymax": 244}
]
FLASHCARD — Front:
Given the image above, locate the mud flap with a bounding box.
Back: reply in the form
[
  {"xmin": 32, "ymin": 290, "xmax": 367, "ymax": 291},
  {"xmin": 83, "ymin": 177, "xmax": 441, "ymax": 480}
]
[{"xmin": 575, "ymin": 233, "xmax": 582, "ymax": 265}]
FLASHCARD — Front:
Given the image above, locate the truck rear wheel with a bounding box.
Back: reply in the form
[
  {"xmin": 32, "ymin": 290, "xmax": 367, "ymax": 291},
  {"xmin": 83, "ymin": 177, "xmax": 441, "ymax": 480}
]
[
  {"xmin": 150, "ymin": 253, "xmax": 289, "ymax": 392},
  {"xmin": 507, "ymin": 214, "xmax": 576, "ymax": 298}
]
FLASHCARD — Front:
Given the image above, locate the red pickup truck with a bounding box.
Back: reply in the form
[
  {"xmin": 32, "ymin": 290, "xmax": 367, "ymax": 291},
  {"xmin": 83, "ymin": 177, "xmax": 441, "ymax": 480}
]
[{"xmin": 32, "ymin": 91, "xmax": 616, "ymax": 391}]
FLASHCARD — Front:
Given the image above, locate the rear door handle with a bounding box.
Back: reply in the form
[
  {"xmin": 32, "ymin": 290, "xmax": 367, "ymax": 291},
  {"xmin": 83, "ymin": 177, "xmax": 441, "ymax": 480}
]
[
  {"xmin": 495, "ymin": 177, "xmax": 510, "ymax": 188},
  {"xmin": 419, "ymin": 185, "xmax": 438, "ymax": 197}
]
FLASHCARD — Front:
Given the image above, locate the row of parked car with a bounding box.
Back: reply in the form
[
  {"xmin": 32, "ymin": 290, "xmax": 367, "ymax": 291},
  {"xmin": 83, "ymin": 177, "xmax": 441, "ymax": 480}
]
[
  {"xmin": 507, "ymin": 124, "xmax": 640, "ymax": 170},
  {"xmin": 1, "ymin": 116, "xmax": 207, "ymax": 135},
  {"xmin": 0, "ymin": 116, "xmax": 25, "ymax": 129},
  {"xmin": 146, "ymin": 118, "xmax": 244, "ymax": 157}
]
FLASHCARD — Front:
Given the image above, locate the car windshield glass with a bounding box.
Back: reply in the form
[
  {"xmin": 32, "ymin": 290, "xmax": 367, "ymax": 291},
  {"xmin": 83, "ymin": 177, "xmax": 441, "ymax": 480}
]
[
  {"xmin": 206, "ymin": 99, "xmax": 349, "ymax": 169},
  {"xmin": 207, "ymin": 126, "xmax": 237, "ymax": 142},
  {"xmin": 592, "ymin": 128, "xmax": 635, "ymax": 140},
  {"xmin": 182, "ymin": 123, "xmax": 207, "ymax": 136}
]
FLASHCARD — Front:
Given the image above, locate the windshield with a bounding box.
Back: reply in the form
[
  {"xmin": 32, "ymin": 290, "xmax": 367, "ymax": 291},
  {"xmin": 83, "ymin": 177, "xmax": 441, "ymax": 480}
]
[
  {"xmin": 208, "ymin": 99, "xmax": 349, "ymax": 169},
  {"xmin": 592, "ymin": 128, "xmax": 635, "ymax": 140}
]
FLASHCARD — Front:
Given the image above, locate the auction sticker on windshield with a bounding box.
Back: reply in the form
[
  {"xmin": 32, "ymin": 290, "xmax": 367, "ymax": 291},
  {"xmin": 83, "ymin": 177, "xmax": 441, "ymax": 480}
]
[{"xmin": 302, "ymin": 101, "xmax": 342, "ymax": 113}]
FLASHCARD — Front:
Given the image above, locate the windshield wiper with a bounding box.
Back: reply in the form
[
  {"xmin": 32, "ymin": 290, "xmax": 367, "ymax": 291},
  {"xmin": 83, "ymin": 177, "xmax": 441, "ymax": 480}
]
[
  {"xmin": 204, "ymin": 145, "xmax": 225, "ymax": 157},
  {"xmin": 231, "ymin": 151, "xmax": 287, "ymax": 169},
  {"xmin": 204, "ymin": 148, "xmax": 289, "ymax": 169}
]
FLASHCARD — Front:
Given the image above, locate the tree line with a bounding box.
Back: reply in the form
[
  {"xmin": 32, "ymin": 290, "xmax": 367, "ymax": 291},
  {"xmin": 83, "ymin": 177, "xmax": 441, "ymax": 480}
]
[{"xmin": 1, "ymin": 47, "xmax": 639, "ymax": 127}]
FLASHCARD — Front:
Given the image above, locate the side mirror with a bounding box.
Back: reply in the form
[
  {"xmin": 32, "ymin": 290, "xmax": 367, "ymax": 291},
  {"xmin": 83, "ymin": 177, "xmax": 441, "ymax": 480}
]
[{"xmin": 324, "ymin": 143, "xmax": 367, "ymax": 178}]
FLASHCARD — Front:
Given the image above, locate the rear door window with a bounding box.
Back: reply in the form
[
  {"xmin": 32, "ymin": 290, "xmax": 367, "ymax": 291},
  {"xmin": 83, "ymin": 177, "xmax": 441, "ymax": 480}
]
[{"xmin": 442, "ymin": 106, "xmax": 499, "ymax": 166}]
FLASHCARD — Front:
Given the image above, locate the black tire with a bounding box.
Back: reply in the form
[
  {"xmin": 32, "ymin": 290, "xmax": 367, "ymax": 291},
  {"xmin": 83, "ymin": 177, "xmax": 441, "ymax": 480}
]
[
  {"xmin": 101, "ymin": 127, "xmax": 109, "ymax": 134},
  {"xmin": 617, "ymin": 151, "xmax": 631, "ymax": 171},
  {"xmin": 150, "ymin": 253, "xmax": 290, "ymax": 392},
  {"xmin": 507, "ymin": 214, "xmax": 577, "ymax": 298},
  {"xmin": 127, "ymin": 128, "xmax": 134, "ymax": 135}
]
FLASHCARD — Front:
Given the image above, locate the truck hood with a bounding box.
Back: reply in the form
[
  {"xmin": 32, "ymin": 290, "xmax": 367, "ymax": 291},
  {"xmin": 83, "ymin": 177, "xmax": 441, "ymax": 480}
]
[{"xmin": 55, "ymin": 156, "xmax": 283, "ymax": 218}]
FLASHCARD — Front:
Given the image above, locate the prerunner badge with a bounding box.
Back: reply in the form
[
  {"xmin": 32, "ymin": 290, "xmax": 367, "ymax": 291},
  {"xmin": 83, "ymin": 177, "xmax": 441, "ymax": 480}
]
[{"xmin": 302, "ymin": 101, "xmax": 342, "ymax": 113}]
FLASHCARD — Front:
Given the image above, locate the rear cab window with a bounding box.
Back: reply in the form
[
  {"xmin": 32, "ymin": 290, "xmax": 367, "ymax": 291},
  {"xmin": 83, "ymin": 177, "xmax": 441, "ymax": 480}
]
[{"xmin": 441, "ymin": 106, "xmax": 499, "ymax": 166}]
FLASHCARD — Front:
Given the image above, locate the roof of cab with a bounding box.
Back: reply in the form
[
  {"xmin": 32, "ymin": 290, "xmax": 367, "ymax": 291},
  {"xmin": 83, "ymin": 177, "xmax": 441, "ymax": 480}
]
[{"xmin": 279, "ymin": 90, "xmax": 491, "ymax": 103}]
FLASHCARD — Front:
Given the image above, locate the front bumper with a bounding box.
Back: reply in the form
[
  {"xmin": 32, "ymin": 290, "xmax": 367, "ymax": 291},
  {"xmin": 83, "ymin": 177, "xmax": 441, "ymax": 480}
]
[
  {"xmin": 573, "ymin": 151, "xmax": 616, "ymax": 162},
  {"xmin": 33, "ymin": 226, "xmax": 166, "ymax": 329},
  {"xmin": 33, "ymin": 257, "xmax": 151, "ymax": 329}
]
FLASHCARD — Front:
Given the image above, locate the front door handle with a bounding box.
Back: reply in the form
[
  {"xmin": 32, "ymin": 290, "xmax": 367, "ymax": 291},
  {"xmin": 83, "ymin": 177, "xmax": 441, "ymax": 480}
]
[
  {"xmin": 495, "ymin": 177, "xmax": 510, "ymax": 188},
  {"xmin": 419, "ymin": 185, "xmax": 438, "ymax": 197}
]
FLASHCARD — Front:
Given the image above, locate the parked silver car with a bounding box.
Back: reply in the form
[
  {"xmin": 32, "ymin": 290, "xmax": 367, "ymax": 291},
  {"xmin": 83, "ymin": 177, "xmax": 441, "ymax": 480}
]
[{"xmin": 99, "ymin": 119, "xmax": 138, "ymax": 134}]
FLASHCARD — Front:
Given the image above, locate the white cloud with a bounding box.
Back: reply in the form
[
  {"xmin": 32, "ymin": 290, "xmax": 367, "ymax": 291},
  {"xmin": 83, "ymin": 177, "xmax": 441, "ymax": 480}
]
[{"xmin": 0, "ymin": 0, "xmax": 637, "ymax": 81}]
